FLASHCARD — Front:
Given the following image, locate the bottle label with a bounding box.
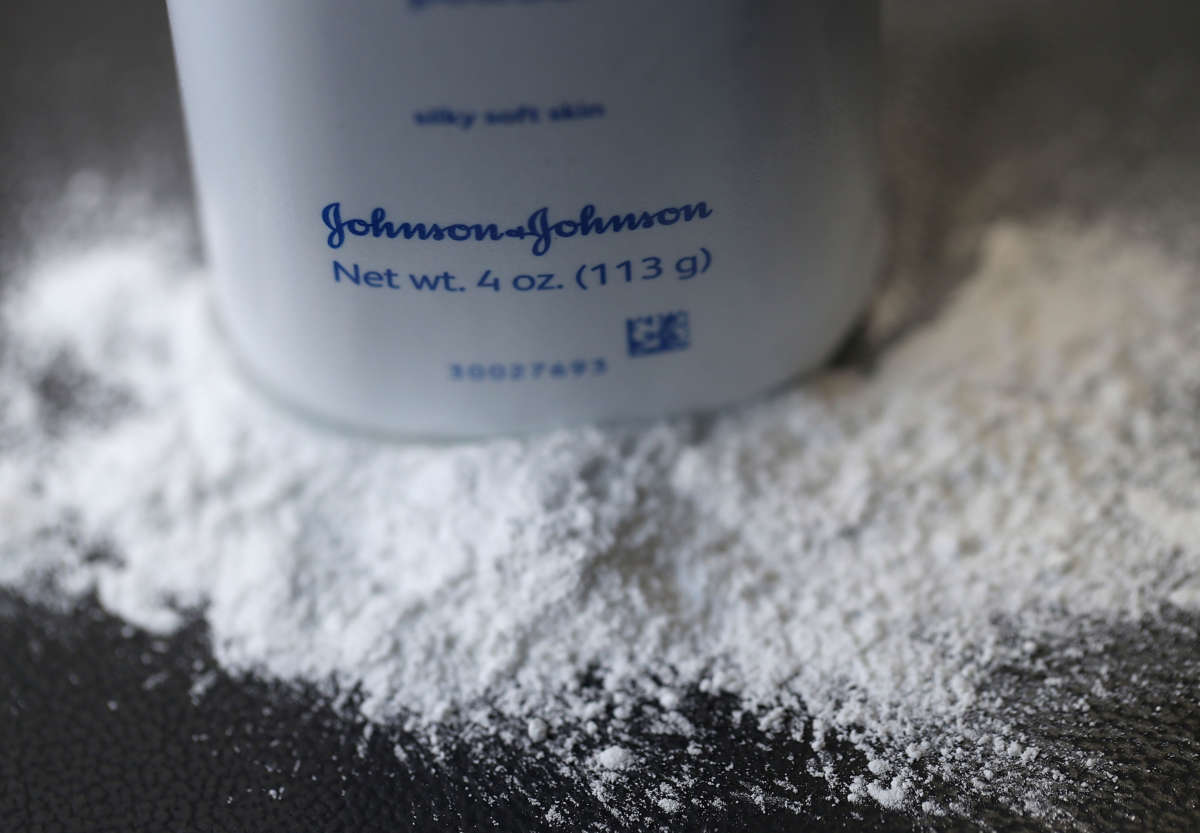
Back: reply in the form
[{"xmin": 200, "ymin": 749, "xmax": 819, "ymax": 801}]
[{"xmin": 167, "ymin": 0, "xmax": 882, "ymax": 434}]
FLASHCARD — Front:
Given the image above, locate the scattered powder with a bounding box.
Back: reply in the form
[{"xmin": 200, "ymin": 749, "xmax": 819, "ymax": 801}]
[
  {"xmin": 593, "ymin": 746, "xmax": 635, "ymax": 773},
  {"xmin": 655, "ymin": 794, "xmax": 682, "ymax": 815},
  {"xmin": 2, "ymin": 209, "xmax": 1197, "ymax": 825},
  {"xmin": 4, "ymin": 14, "xmax": 1200, "ymax": 828}
]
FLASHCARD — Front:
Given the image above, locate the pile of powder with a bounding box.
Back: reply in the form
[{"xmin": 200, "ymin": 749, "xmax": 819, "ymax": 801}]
[
  {"xmin": 1, "ymin": 207, "xmax": 1198, "ymax": 825},
  {"xmin": 5, "ymin": 5, "xmax": 1200, "ymax": 822}
]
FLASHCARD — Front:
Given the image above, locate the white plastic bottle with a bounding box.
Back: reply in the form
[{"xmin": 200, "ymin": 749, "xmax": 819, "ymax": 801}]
[{"xmin": 167, "ymin": 0, "xmax": 882, "ymax": 437}]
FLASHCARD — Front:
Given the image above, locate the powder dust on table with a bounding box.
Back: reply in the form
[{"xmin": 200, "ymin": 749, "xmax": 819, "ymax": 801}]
[
  {"xmin": 2, "ymin": 212, "xmax": 1198, "ymax": 826},
  {"xmin": 3, "ymin": 6, "xmax": 1200, "ymax": 829}
]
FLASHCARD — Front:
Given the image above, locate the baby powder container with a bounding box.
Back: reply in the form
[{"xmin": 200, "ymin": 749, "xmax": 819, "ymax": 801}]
[{"xmin": 167, "ymin": 0, "xmax": 883, "ymax": 437}]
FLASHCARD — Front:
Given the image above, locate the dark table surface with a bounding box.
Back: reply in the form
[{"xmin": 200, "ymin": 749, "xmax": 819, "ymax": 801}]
[{"xmin": 2, "ymin": 2, "xmax": 1199, "ymax": 831}]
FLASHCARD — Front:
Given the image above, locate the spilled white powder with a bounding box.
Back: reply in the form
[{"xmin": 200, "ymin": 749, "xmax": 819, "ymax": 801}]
[
  {"xmin": 593, "ymin": 746, "xmax": 635, "ymax": 772},
  {"xmin": 5, "ymin": 9, "xmax": 1200, "ymax": 820},
  {"xmin": 1, "ymin": 212, "xmax": 1198, "ymax": 825}
]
